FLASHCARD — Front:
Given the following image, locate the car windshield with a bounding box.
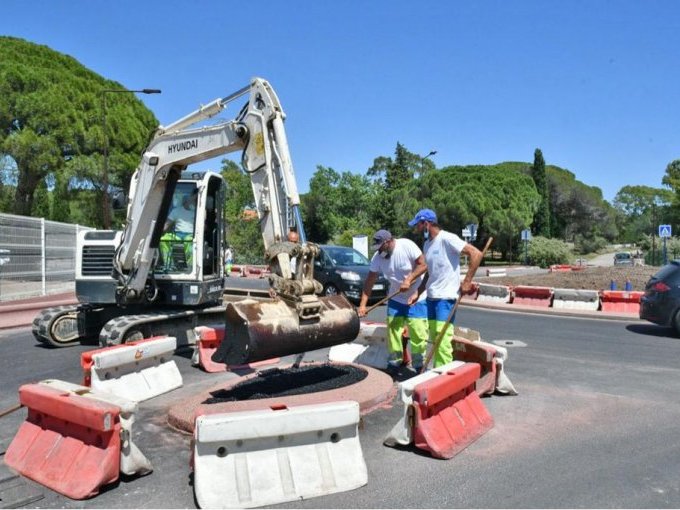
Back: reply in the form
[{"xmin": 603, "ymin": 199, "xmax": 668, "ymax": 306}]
[
  {"xmin": 324, "ymin": 246, "xmax": 369, "ymax": 266},
  {"xmin": 651, "ymin": 261, "xmax": 680, "ymax": 281},
  {"xmin": 615, "ymin": 253, "xmax": 631, "ymax": 260}
]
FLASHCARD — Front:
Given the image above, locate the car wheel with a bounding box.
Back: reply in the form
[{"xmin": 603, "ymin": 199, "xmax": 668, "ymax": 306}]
[
  {"xmin": 324, "ymin": 283, "xmax": 340, "ymax": 297},
  {"xmin": 673, "ymin": 310, "xmax": 680, "ymax": 337}
]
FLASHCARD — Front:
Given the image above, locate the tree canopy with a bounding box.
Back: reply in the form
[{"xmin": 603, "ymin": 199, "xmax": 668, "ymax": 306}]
[{"xmin": 0, "ymin": 36, "xmax": 157, "ymax": 224}]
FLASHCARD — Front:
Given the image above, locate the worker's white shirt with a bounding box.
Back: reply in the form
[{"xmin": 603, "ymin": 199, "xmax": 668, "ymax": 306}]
[
  {"xmin": 423, "ymin": 230, "xmax": 467, "ymax": 300},
  {"xmin": 369, "ymin": 238, "xmax": 426, "ymax": 304},
  {"xmin": 168, "ymin": 205, "xmax": 195, "ymax": 235}
]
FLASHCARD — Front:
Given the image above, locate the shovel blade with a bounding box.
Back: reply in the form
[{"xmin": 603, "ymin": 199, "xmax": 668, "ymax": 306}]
[{"xmin": 211, "ymin": 295, "xmax": 360, "ymax": 366}]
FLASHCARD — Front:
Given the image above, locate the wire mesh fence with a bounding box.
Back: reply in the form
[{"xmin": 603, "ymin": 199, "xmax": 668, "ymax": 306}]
[{"xmin": 0, "ymin": 213, "xmax": 93, "ymax": 301}]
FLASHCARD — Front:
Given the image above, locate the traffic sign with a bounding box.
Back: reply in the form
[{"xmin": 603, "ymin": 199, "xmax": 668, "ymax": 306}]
[
  {"xmin": 659, "ymin": 224, "xmax": 672, "ymax": 238},
  {"xmin": 521, "ymin": 229, "xmax": 532, "ymax": 241},
  {"xmin": 462, "ymin": 228, "xmax": 471, "ymax": 239},
  {"xmin": 466, "ymin": 224, "xmax": 478, "ymax": 241}
]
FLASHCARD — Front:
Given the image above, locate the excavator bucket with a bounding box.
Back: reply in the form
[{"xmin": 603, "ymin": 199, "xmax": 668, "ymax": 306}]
[{"xmin": 212, "ymin": 295, "xmax": 360, "ymax": 365}]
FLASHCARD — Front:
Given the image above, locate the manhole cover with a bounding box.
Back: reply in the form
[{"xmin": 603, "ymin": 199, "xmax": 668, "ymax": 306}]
[
  {"xmin": 204, "ymin": 363, "xmax": 369, "ymax": 403},
  {"xmin": 492, "ymin": 340, "xmax": 527, "ymax": 347}
]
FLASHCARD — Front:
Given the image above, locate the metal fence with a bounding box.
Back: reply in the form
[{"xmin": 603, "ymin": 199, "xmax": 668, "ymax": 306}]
[{"xmin": 0, "ymin": 213, "xmax": 92, "ymax": 302}]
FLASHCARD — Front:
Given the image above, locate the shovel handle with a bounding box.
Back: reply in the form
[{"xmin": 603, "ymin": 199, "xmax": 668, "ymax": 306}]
[
  {"xmin": 0, "ymin": 402, "xmax": 23, "ymax": 419},
  {"xmin": 421, "ymin": 236, "xmax": 494, "ymax": 373}
]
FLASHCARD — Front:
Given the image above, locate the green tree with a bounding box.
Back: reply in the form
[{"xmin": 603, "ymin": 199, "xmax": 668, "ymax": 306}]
[
  {"xmin": 367, "ymin": 143, "xmax": 431, "ymax": 232},
  {"xmin": 303, "ymin": 165, "xmax": 378, "ymax": 243},
  {"xmin": 221, "ymin": 159, "xmax": 265, "ymax": 265},
  {"xmin": 613, "ymin": 185, "xmax": 673, "ymax": 243},
  {"xmin": 31, "ymin": 178, "xmax": 50, "ymax": 218},
  {"xmin": 531, "ymin": 148, "xmax": 550, "ymax": 236},
  {"xmin": 0, "ymin": 36, "xmax": 157, "ymax": 223}
]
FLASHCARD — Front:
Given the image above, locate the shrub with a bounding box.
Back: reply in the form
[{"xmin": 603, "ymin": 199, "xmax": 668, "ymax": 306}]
[
  {"xmin": 573, "ymin": 234, "xmax": 607, "ymax": 255},
  {"xmin": 527, "ymin": 236, "xmax": 572, "ymax": 268}
]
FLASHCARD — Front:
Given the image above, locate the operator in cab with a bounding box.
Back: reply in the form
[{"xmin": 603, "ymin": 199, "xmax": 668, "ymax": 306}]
[{"xmin": 160, "ymin": 191, "xmax": 197, "ymax": 270}]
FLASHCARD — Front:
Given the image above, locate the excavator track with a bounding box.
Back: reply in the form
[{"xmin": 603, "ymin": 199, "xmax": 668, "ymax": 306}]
[
  {"xmin": 98, "ymin": 306, "xmax": 227, "ymax": 347},
  {"xmin": 32, "ymin": 305, "xmax": 81, "ymax": 348}
]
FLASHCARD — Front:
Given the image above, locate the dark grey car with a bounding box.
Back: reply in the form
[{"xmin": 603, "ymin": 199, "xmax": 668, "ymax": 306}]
[
  {"xmin": 640, "ymin": 260, "xmax": 680, "ymax": 334},
  {"xmin": 313, "ymin": 245, "xmax": 389, "ymax": 305}
]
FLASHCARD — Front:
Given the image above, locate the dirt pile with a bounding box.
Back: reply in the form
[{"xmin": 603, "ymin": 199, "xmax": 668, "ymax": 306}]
[{"xmin": 476, "ymin": 265, "xmax": 658, "ymax": 292}]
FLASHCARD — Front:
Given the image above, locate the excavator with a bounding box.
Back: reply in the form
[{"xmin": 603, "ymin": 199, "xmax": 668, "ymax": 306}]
[{"xmin": 32, "ymin": 77, "xmax": 359, "ymax": 364}]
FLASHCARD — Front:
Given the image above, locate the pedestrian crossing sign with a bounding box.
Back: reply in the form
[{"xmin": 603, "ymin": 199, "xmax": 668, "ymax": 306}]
[{"xmin": 659, "ymin": 224, "xmax": 672, "ymax": 238}]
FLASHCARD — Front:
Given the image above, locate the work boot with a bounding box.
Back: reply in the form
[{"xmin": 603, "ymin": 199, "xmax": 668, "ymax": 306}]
[
  {"xmin": 411, "ymin": 353, "xmax": 424, "ymax": 372},
  {"xmin": 386, "ymin": 352, "xmax": 402, "ymax": 371}
]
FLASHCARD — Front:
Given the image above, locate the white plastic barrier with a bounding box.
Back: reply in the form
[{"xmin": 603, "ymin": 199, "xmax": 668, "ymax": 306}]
[
  {"xmin": 89, "ymin": 336, "xmax": 182, "ymax": 402},
  {"xmin": 486, "ymin": 268, "xmax": 507, "ymax": 277},
  {"xmin": 552, "ymin": 288, "xmax": 600, "ymax": 311},
  {"xmin": 476, "ymin": 283, "xmax": 512, "ymax": 303},
  {"xmin": 383, "ymin": 360, "xmax": 466, "ymax": 447},
  {"xmin": 328, "ymin": 321, "xmax": 389, "ymax": 369},
  {"xmin": 38, "ymin": 379, "xmax": 153, "ymax": 476},
  {"xmin": 193, "ymin": 401, "xmax": 367, "ymax": 509}
]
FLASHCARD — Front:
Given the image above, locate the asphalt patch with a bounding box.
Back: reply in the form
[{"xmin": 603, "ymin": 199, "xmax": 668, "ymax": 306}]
[{"xmin": 204, "ymin": 363, "xmax": 369, "ymax": 403}]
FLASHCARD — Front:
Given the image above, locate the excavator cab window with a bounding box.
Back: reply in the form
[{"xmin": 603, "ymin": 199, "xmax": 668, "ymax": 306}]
[{"xmin": 159, "ymin": 183, "xmax": 197, "ymax": 274}]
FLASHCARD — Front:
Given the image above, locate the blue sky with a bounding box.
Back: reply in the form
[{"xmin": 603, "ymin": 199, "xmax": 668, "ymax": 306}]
[{"xmin": 2, "ymin": 0, "xmax": 680, "ymax": 202}]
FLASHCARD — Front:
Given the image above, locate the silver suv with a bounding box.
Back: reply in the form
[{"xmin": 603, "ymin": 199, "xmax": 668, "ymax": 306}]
[{"xmin": 614, "ymin": 252, "xmax": 634, "ymax": 266}]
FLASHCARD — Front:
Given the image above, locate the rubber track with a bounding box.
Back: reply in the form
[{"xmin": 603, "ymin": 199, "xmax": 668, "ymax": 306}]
[
  {"xmin": 99, "ymin": 306, "xmax": 226, "ymax": 347},
  {"xmin": 31, "ymin": 305, "xmax": 79, "ymax": 346}
]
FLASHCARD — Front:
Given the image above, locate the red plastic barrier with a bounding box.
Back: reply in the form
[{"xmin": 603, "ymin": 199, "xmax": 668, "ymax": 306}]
[
  {"xmin": 5, "ymin": 384, "xmax": 121, "ymax": 500},
  {"xmin": 80, "ymin": 336, "xmax": 165, "ymax": 386},
  {"xmin": 549, "ymin": 264, "xmax": 572, "ymax": 272},
  {"xmin": 599, "ymin": 291, "xmax": 644, "ymax": 313},
  {"xmin": 453, "ymin": 338, "xmax": 497, "ymax": 396},
  {"xmin": 412, "ymin": 363, "xmax": 494, "ymax": 459},
  {"xmin": 195, "ymin": 326, "xmax": 279, "ymax": 372},
  {"xmin": 512, "ymin": 286, "xmax": 553, "ymax": 307}
]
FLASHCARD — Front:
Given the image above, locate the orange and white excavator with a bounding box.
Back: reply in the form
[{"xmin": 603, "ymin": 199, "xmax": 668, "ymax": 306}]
[{"xmin": 33, "ymin": 77, "xmax": 359, "ymax": 363}]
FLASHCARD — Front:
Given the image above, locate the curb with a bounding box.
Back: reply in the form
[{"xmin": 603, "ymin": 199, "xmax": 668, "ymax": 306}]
[{"xmin": 0, "ymin": 293, "xmax": 78, "ymax": 330}]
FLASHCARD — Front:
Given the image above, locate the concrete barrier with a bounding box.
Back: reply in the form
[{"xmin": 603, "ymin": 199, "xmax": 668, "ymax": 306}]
[
  {"xmin": 476, "ymin": 283, "xmax": 511, "ymax": 304},
  {"xmin": 485, "ymin": 268, "xmax": 507, "ymax": 277},
  {"xmin": 512, "ymin": 286, "xmax": 553, "ymax": 307},
  {"xmin": 600, "ymin": 291, "xmax": 644, "ymax": 313},
  {"xmin": 552, "ymin": 288, "xmax": 600, "ymax": 311}
]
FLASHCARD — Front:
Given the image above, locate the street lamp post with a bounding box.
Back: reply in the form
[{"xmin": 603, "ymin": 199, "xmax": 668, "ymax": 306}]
[
  {"xmin": 101, "ymin": 88, "xmax": 161, "ymax": 229},
  {"xmin": 419, "ymin": 150, "xmax": 437, "ymax": 178}
]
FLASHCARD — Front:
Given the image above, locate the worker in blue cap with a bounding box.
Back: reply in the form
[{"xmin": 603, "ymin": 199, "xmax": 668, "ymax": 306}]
[{"xmin": 404, "ymin": 208, "xmax": 483, "ymax": 368}]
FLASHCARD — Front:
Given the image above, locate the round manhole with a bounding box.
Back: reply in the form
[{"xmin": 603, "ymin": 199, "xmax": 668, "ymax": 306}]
[{"xmin": 204, "ymin": 364, "xmax": 369, "ymax": 403}]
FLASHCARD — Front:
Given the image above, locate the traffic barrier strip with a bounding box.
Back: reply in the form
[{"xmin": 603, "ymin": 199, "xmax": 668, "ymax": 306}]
[
  {"xmin": 4, "ymin": 383, "xmax": 121, "ymax": 500},
  {"xmin": 383, "ymin": 361, "xmax": 466, "ymax": 447},
  {"xmin": 512, "ymin": 285, "xmax": 553, "ymax": 307},
  {"xmin": 549, "ymin": 264, "xmax": 572, "ymax": 272},
  {"xmin": 81, "ymin": 336, "xmax": 182, "ymax": 402},
  {"xmin": 193, "ymin": 401, "xmax": 367, "ymax": 509},
  {"xmin": 552, "ymin": 288, "xmax": 600, "ymax": 311},
  {"xmin": 599, "ymin": 290, "xmax": 644, "ymax": 313},
  {"xmin": 412, "ymin": 362, "xmax": 494, "ymax": 459},
  {"xmin": 452, "ymin": 337, "xmax": 497, "ymax": 396},
  {"xmin": 193, "ymin": 326, "xmax": 280, "ymax": 372},
  {"xmin": 485, "ymin": 267, "xmax": 507, "ymax": 277},
  {"xmin": 476, "ymin": 283, "xmax": 511, "ymax": 304},
  {"xmin": 38, "ymin": 379, "xmax": 152, "ymax": 476}
]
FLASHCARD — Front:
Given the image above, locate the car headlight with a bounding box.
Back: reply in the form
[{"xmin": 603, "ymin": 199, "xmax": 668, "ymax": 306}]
[{"xmin": 336, "ymin": 270, "xmax": 361, "ymax": 282}]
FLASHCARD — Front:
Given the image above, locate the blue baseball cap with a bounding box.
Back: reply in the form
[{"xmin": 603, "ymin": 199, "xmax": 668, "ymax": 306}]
[{"xmin": 408, "ymin": 208, "xmax": 437, "ymax": 227}]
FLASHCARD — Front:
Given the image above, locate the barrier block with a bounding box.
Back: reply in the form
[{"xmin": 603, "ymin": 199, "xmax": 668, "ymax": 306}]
[
  {"xmin": 512, "ymin": 286, "xmax": 553, "ymax": 307},
  {"xmin": 383, "ymin": 361, "xmax": 465, "ymax": 447},
  {"xmin": 452, "ymin": 337, "xmax": 497, "ymax": 395},
  {"xmin": 81, "ymin": 336, "xmax": 182, "ymax": 402},
  {"xmin": 600, "ymin": 290, "xmax": 644, "ymax": 313},
  {"xmin": 552, "ymin": 288, "xmax": 600, "ymax": 311},
  {"xmin": 412, "ymin": 363, "xmax": 494, "ymax": 459},
  {"xmin": 193, "ymin": 401, "xmax": 367, "ymax": 508},
  {"xmin": 549, "ymin": 264, "xmax": 572, "ymax": 272},
  {"xmin": 485, "ymin": 268, "xmax": 507, "ymax": 277},
  {"xmin": 194, "ymin": 326, "xmax": 279, "ymax": 372},
  {"xmin": 38, "ymin": 379, "xmax": 152, "ymax": 476},
  {"xmin": 329, "ymin": 322, "xmax": 411, "ymax": 369},
  {"xmin": 476, "ymin": 283, "xmax": 511, "ymax": 304},
  {"xmin": 5, "ymin": 384, "xmax": 120, "ymax": 499}
]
